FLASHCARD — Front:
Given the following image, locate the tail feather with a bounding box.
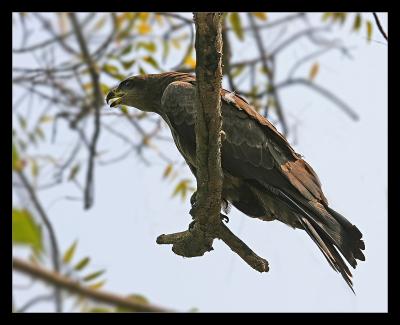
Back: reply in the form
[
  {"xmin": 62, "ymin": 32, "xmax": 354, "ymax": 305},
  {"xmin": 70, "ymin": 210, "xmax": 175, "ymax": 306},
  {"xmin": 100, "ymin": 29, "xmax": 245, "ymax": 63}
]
[
  {"xmin": 275, "ymin": 189, "xmax": 365, "ymax": 293},
  {"xmin": 298, "ymin": 216, "xmax": 355, "ymax": 293}
]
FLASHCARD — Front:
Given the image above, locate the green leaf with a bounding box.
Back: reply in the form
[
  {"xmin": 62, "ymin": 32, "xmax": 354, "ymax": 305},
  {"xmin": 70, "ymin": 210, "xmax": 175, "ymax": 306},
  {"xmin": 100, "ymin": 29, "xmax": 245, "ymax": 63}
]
[
  {"xmin": 74, "ymin": 257, "xmax": 90, "ymax": 271},
  {"xmin": 353, "ymin": 13, "xmax": 362, "ymax": 32},
  {"xmin": 12, "ymin": 208, "xmax": 42, "ymax": 252},
  {"xmin": 142, "ymin": 56, "xmax": 159, "ymax": 70},
  {"xmin": 229, "ymin": 13, "xmax": 244, "ymax": 41},
  {"xmin": 121, "ymin": 59, "xmax": 136, "ymax": 70},
  {"xmin": 321, "ymin": 12, "xmax": 332, "ymax": 22},
  {"xmin": 88, "ymin": 307, "xmax": 112, "ymax": 313},
  {"xmin": 366, "ymin": 20, "xmax": 373, "ymax": 42},
  {"xmin": 138, "ymin": 66, "xmax": 147, "ymax": 75},
  {"xmin": 83, "ymin": 270, "xmax": 105, "ymax": 282},
  {"xmin": 116, "ymin": 294, "xmax": 149, "ymax": 312},
  {"xmin": 63, "ymin": 240, "xmax": 78, "ymax": 264},
  {"xmin": 162, "ymin": 39, "xmax": 170, "ymax": 63},
  {"xmin": 68, "ymin": 163, "xmax": 81, "ymax": 181},
  {"xmin": 136, "ymin": 41, "xmax": 156, "ymax": 53},
  {"xmin": 18, "ymin": 114, "xmax": 27, "ymax": 130},
  {"xmin": 102, "ymin": 64, "xmax": 119, "ymax": 75},
  {"xmin": 31, "ymin": 159, "xmax": 39, "ymax": 178},
  {"xmin": 100, "ymin": 83, "xmax": 110, "ymax": 96},
  {"xmin": 128, "ymin": 294, "xmax": 148, "ymax": 305},
  {"xmin": 120, "ymin": 44, "xmax": 133, "ymax": 56},
  {"xmin": 12, "ymin": 144, "xmax": 20, "ymax": 171},
  {"xmin": 39, "ymin": 115, "xmax": 53, "ymax": 124},
  {"xmin": 334, "ymin": 12, "xmax": 346, "ymax": 25},
  {"xmin": 94, "ymin": 16, "xmax": 107, "ymax": 31}
]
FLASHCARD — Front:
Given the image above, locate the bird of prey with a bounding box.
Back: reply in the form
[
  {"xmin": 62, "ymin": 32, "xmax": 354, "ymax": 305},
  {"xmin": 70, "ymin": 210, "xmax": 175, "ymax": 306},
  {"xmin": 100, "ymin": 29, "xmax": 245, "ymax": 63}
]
[{"xmin": 106, "ymin": 71, "xmax": 365, "ymax": 291}]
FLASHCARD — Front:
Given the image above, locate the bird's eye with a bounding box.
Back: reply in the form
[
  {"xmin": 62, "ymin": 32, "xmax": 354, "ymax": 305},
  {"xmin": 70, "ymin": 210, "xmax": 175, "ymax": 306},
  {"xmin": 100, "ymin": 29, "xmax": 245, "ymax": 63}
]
[{"xmin": 121, "ymin": 79, "xmax": 134, "ymax": 89}]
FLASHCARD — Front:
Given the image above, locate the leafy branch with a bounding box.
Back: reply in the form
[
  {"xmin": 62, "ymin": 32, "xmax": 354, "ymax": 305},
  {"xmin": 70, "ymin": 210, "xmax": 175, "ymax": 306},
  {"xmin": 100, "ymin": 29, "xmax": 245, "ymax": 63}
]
[{"xmin": 13, "ymin": 258, "xmax": 172, "ymax": 312}]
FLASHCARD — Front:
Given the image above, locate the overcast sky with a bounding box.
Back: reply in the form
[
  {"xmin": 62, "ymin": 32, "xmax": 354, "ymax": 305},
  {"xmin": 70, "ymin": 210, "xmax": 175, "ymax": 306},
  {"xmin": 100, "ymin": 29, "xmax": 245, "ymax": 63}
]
[{"xmin": 12, "ymin": 12, "xmax": 388, "ymax": 312}]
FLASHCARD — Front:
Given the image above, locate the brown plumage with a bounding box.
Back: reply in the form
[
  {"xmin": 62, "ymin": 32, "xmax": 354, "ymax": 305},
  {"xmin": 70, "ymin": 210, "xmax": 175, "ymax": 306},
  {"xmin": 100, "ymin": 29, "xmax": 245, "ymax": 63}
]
[{"xmin": 106, "ymin": 71, "xmax": 365, "ymax": 292}]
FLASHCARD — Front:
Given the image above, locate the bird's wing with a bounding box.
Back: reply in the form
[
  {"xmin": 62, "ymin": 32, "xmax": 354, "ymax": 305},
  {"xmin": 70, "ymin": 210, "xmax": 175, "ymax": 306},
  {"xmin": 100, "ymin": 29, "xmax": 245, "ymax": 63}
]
[
  {"xmin": 161, "ymin": 79, "xmax": 327, "ymax": 205},
  {"xmin": 220, "ymin": 88, "xmax": 328, "ymax": 206}
]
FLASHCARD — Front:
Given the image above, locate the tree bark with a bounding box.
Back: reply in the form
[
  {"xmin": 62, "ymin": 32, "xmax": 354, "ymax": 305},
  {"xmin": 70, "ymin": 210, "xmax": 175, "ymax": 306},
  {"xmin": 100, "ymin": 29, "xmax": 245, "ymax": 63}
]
[{"xmin": 157, "ymin": 13, "xmax": 269, "ymax": 273}]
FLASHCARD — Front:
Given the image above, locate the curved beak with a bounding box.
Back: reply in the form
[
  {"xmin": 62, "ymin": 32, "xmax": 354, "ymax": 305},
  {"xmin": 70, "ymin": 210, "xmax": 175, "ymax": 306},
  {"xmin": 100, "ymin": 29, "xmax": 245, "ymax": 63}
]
[{"xmin": 106, "ymin": 88, "xmax": 126, "ymax": 108}]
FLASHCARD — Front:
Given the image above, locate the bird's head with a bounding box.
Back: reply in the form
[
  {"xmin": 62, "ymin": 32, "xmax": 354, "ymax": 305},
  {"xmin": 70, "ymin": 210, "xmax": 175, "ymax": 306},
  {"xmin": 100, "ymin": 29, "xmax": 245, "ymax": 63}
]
[{"xmin": 106, "ymin": 74, "xmax": 162, "ymax": 113}]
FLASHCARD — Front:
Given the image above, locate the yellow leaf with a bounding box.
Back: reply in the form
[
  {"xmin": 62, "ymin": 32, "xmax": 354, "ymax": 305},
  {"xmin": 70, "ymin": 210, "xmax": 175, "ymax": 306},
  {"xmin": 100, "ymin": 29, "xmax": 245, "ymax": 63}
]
[
  {"xmin": 139, "ymin": 12, "xmax": 149, "ymax": 22},
  {"xmin": 88, "ymin": 280, "xmax": 106, "ymax": 290},
  {"xmin": 184, "ymin": 56, "xmax": 196, "ymax": 69},
  {"xmin": 252, "ymin": 12, "xmax": 268, "ymax": 21},
  {"xmin": 309, "ymin": 62, "xmax": 320, "ymax": 81},
  {"xmin": 229, "ymin": 12, "xmax": 244, "ymax": 41},
  {"xmin": 12, "ymin": 144, "xmax": 21, "ymax": 171},
  {"xmin": 94, "ymin": 15, "xmax": 107, "ymax": 31},
  {"xmin": 155, "ymin": 13, "xmax": 163, "ymax": 26},
  {"xmin": 63, "ymin": 240, "xmax": 78, "ymax": 264},
  {"xmin": 366, "ymin": 20, "xmax": 373, "ymax": 42},
  {"xmin": 163, "ymin": 164, "xmax": 173, "ymax": 179},
  {"xmin": 83, "ymin": 83, "xmax": 93, "ymax": 91},
  {"xmin": 39, "ymin": 115, "xmax": 53, "ymax": 124},
  {"xmin": 31, "ymin": 159, "xmax": 39, "ymax": 178},
  {"xmin": 138, "ymin": 22, "xmax": 151, "ymax": 35},
  {"xmin": 321, "ymin": 12, "xmax": 332, "ymax": 22}
]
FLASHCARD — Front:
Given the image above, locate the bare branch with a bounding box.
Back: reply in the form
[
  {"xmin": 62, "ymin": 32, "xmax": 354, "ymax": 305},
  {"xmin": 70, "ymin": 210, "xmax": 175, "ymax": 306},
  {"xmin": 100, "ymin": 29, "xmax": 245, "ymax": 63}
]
[
  {"xmin": 69, "ymin": 13, "xmax": 103, "ymax": 210},
  {"xmin": 13, "ymin": 14, "xmax": 96, "ymax": 53},
  {"xmin": 16, "ymin": 171, "xmax": 62, "ymax": 312},
  {"xmin": 372, "ymin": 12, "xmax": 388, "ymax": 41},
  {"xmin": 276, "ymin": 78, "xmax": 359, "ymax": 121},
  {"xmin": 16, "ymin": 294, "xmax": 54, "ymax": 313}
]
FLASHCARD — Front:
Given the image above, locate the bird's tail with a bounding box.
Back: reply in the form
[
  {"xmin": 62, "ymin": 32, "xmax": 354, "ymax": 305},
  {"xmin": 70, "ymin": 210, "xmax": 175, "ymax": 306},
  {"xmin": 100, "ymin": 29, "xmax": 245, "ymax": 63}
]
[{"xmin": 278, "ymin": 191, "xmax": 365, "ymax": 292}]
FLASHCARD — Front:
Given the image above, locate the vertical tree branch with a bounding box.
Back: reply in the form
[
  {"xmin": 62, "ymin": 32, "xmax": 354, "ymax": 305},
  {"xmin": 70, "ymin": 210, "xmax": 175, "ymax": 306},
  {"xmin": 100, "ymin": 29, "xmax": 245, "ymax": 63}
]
[
  {"xmin": 193, "ymin": 12, "xmax": 224, "ymax": 228},
  {"xmin": 157, "ymin": 13, "xmax": 269, "ymax": 272},
  {"xmin": 17, "ymin": 171, "xmax": 62, "ymax": 312},
  {"xmin": 68, "ymin": 13, "xmax": 102, "ymax": 210}
]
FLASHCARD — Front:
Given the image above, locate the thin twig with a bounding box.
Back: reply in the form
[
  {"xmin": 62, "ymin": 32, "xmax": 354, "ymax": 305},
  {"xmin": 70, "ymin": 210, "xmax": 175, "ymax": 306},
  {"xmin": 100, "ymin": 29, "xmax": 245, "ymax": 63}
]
[
  {"xmin": 16, "ymin": 294, "xmax": 54, "ymax": 313},
  {"xmin": 372, "ymin": 12, "xmax": 388, "ymax": 41},
  {"xmin": 247, "ymin": 13, "xmax": 288, "ymax": 136},
  {"xmin": 276, "ymin": 78, "xmax": 359, "ymax": 121}
]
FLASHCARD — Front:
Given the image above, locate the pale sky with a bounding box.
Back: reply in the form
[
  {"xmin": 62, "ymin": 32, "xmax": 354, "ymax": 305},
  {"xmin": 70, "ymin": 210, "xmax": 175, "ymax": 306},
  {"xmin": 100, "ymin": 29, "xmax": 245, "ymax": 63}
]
[{"xmin": 12, "ymin": 12, "xmax": 388, "ymax": 312}]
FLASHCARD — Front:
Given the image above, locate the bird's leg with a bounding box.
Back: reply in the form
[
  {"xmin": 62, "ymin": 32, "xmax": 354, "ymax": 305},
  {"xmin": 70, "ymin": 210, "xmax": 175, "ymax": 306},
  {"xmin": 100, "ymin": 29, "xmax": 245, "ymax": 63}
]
[
  {"xmin": 189, "ymin": 191, "xmax": 230, "ymax": 229},
  {"xmin": 188, "ymin": 191, "xmax": 198, "ymax": 230},
  {"xmin": 220, "ymin": 213, "xmax": 229, "ymax": 223}
]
